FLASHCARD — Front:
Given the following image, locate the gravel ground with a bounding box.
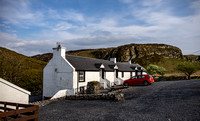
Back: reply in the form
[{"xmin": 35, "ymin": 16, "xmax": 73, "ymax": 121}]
[{"xmin": 39, "ymin": 80, "xmax": 200, "ymax": 121}]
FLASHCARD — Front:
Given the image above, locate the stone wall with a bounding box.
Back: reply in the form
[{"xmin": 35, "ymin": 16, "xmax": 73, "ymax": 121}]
[{"xmin": 31, "ymin": 93, "xmax": 124, "ymax": 107}]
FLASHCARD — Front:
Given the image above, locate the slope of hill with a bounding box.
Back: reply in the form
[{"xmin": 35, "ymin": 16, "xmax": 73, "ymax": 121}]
[
  {"xmin": 0, "ymin": 47, "xmax": 47, "ymax": 93},
  {"xmin": 32, "ymin": 43, "xmax": 183, "ymax": 66},
  {"xmin": 32, "ymin": 43, "xmax": 200, "ymax": 74},
  {"xmin": 183, "ymin": 55, "xmax": 200, "ymax": 62}
]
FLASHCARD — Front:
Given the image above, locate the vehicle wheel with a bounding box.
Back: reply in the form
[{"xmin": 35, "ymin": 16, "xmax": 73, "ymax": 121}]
[
  {"xmin": 124, "ymin": 82, "xmax": 129, "ymax": 86},
  {"xmin": 143, "ymin": 81, "xmax": 149, "ymax": 86}
]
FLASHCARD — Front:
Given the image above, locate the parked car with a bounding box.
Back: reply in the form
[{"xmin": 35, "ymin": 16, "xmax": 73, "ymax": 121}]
[{"xmin": 123, "ymin": 74, "xmax": 154, "ymax": 86}]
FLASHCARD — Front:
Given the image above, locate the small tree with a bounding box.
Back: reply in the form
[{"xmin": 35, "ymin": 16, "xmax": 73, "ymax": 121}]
[
  {"xmin": 176, "ymin": 62, "xmax": 199, "ymax": 80},
  {"xmin": 157, "ymin": 66, "xmax": 167, "ymax": 76},
  {"xmin": 146, "ymin": 64, "xmax": 159, "ymax": 75}
]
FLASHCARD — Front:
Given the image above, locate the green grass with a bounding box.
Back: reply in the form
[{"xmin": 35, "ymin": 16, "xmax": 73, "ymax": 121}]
[
  {"xmin": 156, "ymin": 58, "xmax": 186, "ymax": 73},
  {"xmin": 0, "ymin": 47, "xmax": 47, "ymax": 93}
]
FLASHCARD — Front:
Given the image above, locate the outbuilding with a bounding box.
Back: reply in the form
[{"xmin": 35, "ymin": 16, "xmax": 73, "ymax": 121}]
[{"xmin": 0, "ymin": 78, "xmax": 31, "ymax": 104}]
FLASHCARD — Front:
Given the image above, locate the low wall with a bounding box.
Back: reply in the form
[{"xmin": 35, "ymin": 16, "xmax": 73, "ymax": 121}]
[
  {"xmin": 154, "ymin": 76, "xmax": 200, "ymax": 81},
  {"xmin": 31, "ymin": 93, "xmax": 124, "ymax": 106}
]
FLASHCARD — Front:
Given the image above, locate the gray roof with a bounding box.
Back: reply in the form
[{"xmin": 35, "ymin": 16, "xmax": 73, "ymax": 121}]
[{"xmin": 66, "ymin": 55, "xmax": 145, "ymax": 72}]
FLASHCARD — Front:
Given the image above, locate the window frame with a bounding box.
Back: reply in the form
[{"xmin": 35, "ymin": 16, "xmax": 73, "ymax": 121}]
[{"xmin": 78, "ymin": 71, "xmax": 85, "ymax": 82}]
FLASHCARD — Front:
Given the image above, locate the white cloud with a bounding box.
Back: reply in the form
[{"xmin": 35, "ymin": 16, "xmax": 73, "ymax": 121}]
[
  {"xmin": 63, "ymin": 10, "xmax": 85, "ymax": 22},
  {"xmin": 47, "ymin": 9, "xmax": 85, "ymax": 22},
  {"xmin": 53, "ymin": 22, "xmax": 74, "ymax": 31},
  {"xmin": 190, "ymin": 0, "xmax": 200, "ymax": 13},
  {"xmin": 0, "ymin": 31, "xmax": 57, "ymax": 55},
  {"xmin": 141, "ymin": 0, "xmax": 162, "ymax": 7},
  {"xmin": 0, "ymin": 0, "xmax": 46, "ymax": 28}
]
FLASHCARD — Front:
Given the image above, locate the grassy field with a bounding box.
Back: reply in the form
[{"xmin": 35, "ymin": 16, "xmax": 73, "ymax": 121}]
[
  {"xmin": 152, "ymin": 58, "xmax": 200, "ymax": 76},
  {"xmin": 0, "ymin": 47, "xmax": 47, "ymax": 93}
]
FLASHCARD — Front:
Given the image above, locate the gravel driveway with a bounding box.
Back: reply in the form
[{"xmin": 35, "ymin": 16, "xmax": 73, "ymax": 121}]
[{"xmin": 39, "ymin": 80, "xmax": 200, "ymax": 121}]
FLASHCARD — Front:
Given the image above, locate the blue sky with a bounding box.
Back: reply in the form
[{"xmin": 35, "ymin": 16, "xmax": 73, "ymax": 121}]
[{"xmin": 0, "ymin": 0, "xmax": 200, "ymax": 56}]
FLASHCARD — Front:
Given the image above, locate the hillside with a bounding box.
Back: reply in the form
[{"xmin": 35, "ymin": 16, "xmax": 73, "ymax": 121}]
[
  {"xmin": 0, "ymin": 47, "xmax": 47, "ymax": 93},
  {"xmin": 32, "ymin": 43, "xmax": 200, "ymax": 74},
  {"xmin": 32, "ymin": 43, "xmax": 184, "ymax": 66}
]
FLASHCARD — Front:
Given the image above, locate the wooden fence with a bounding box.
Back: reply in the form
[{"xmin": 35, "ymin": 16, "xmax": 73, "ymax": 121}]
[{"xmin": 0, "ymin": 101, "xmax": 39, "ymax": 121}]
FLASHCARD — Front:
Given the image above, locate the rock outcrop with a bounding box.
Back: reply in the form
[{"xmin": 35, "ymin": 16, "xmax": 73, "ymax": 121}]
[{"xmin": 91, "ymin": 44, "xmax": 183, "ymax": 62}]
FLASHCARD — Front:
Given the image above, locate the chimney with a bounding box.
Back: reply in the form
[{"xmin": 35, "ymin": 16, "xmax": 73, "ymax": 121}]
[
  {"xmin": 53, "ymin": 42, "xmax": 66, "ymax": 58},
  {"xmin": 110, "ymin": 58, "xmax": 116, "ymax": 63},
  {"xmin": 128, "ymin": 60, "xmax": 132, "ymax": 64}
]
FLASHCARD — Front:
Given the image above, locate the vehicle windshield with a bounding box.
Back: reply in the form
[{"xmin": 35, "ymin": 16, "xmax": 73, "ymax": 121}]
[{"xmin": 148, "ymin": 75, "xmax": 152, "ymax": 77}]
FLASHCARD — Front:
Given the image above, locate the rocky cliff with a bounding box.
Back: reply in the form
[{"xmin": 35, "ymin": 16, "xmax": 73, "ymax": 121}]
[{"xmin": 32, "ymin": 43, "xmax": 184, "ymax": 67}]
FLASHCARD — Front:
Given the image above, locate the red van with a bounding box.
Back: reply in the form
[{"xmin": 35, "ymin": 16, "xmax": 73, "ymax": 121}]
[{"xmin": 123, "ymin": 74, "xmax": 154, "ymax": 86}]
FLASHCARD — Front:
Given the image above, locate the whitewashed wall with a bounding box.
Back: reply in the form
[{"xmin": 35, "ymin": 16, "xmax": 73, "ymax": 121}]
[
  {"xmin": 137, "ymin": 71, "xmax": 142, "ymax": 75},
  {"xmin": 118, "ymin": 72, "xmax": 135, "ymax": 80},
  {"xmin": 86, "ymin": 71, "xmax": 100, "ymax": 82},
  {"xmin": 0, "ymin": 79, "xmax": 30, "ymax": 104},
  {"xmin": 76, "ymin": 71, "xmax": 100, "ymax": 91},
  {"xmin": 73, "ymin": 71, "xmax": 78, "ymax": 93},
  {"xmin": 43, "ymin": 48, "xmax": 75, "ymax": 97},
  {"xmin": 124, "ymin": 72, "xmax": 131, "ymax": 80}
]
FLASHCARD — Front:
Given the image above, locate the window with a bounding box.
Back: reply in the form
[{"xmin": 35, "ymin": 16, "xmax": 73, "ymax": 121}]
[
  {"xmin": 122, "ymin": 72, "xmax": 124, "ymax": 78},
  {"xmin": 132, "ymin": 76, "xmax": 137, "ymax": 79},
  {"xmin": 78, "ymin": 71, "xmax": 85, "ymax": 82},
  {"xmin": 142, "ymin": 75, "xmax": 145, "ymax": 78}
]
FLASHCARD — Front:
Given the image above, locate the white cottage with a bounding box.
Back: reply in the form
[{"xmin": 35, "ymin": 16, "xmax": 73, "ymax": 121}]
[
  {"xmin": 43, "ymin": 44, "xmax": 145, "ymax": 98},
  {"xmin": 0, "ymin": 78, "xmax": 31, "ymax": 104}
]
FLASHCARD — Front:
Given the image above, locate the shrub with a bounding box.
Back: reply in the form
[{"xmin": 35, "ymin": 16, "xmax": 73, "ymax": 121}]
[
  {"xmin": 86, "ymin": 81, "xmax": 100, "ymax": 94},
  {"xmin": 157, "ymin": 66, "xmax": 167, "ymax": 76},
  {"xmin": 146, "ymin": 64, "xmax": 167, "ymax": 76},
  {"xmin": 146, "ymin": 64, "xmax": 158, "ymax": 75}
]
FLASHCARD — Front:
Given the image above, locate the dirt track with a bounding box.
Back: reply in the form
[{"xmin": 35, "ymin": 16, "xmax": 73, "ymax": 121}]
[{"xmin": 39, "ymin": 80, "xmax": 200, "ymax": 121}]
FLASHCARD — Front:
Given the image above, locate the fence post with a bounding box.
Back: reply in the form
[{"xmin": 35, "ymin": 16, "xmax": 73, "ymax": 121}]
[
  {"xmin": 34, "ymin": 105, "xmax": 39, "ymax": 121},
  {"xmin": 3, "ymin": 102, "xmax": 7, "ymax": 121},
  {"xmin": 4, "ymin": 102, "xmax": 6, "ymax": 112},
  {"xmin": 15, "ymin": 103, "xmax": 19, "ymax": 118}
]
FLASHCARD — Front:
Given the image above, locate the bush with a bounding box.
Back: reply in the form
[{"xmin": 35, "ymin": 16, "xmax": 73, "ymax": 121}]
[
  {"xmin": 86, "ymin": 81, "xmax": 100, "ymax": 94},
  {"xmin": 146, "ymin": 64, "xmax": 158, "ymax": 75},
  {"xmin": 157, "ymin": 66, "xmax": 167, "ymax": 76},
  {"xmin": 146, "ymin": 64, "xmax": 167, "ymax": 76}
]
